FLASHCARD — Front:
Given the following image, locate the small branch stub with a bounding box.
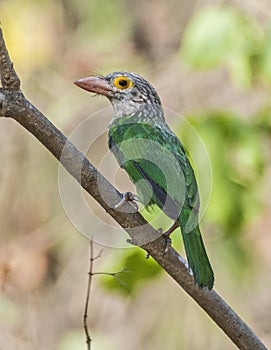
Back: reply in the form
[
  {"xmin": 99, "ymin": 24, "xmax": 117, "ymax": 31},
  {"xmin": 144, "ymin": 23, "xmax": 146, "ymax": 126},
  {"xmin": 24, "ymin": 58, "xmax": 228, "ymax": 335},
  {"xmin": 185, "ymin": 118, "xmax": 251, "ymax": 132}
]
[{"xmin": 0, "ymin": 28, "xmax": 20, "ymax": 91}]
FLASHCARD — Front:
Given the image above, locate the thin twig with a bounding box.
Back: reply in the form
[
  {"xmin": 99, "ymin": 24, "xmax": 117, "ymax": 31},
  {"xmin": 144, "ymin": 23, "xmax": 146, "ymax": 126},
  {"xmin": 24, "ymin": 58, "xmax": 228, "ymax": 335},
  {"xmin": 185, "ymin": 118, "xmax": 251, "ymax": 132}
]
[
  {"xmin": 92, "ymin": 249, "xmax": 104, "ymax": 261},
  {"xmin": 92, "ymin": 269, "xmax": 127, "ymax": 276},
  {"xmin": 83, "ymin": 240, "xmax": 94, "ymax": 350},
  {"xmin": 83, "ymin": 240, "xmax": 127, "ymax": 349},
  {"xmin": 0, "ymin": 27, "xmax": 268, "ymax": 350}
]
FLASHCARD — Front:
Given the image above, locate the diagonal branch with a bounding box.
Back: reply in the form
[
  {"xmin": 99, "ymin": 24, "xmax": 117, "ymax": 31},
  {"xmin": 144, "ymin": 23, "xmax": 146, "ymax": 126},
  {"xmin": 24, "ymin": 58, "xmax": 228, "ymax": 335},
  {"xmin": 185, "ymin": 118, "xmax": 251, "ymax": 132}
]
[{"xmin": 0, "ymin": 27, "xmax": 267, "ymax": 350}]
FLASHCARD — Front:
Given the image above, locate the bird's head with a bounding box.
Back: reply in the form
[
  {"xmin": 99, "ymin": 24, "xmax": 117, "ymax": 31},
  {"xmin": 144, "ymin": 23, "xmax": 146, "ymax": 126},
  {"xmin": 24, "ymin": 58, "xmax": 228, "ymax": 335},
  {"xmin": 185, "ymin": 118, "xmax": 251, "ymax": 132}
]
[{"xmin": 74, "ymin": 72, "xmax": 163, "ymax": 119}]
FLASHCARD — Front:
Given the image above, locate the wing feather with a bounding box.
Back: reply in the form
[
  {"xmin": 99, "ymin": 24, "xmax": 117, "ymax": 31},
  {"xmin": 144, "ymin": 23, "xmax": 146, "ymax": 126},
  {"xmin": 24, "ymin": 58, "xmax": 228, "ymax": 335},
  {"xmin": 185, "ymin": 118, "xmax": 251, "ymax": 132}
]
[{"xmin": 109, "ymin": 122, "xmax": 199, "ymax": 216}]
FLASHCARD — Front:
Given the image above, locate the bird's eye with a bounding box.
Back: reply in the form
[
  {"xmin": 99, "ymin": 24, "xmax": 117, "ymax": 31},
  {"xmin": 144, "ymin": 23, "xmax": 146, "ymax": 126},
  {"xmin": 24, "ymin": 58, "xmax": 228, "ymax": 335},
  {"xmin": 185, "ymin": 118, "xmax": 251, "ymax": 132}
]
[{"xmin": 113, "ymin": 76, "xmax": 134, "ymax": 90}]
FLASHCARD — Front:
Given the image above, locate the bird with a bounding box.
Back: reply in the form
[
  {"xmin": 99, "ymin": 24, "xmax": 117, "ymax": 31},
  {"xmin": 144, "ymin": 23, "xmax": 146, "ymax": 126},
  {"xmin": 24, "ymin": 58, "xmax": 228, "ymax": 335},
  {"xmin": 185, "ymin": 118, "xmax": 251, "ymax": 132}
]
[{"xmin": 74, "ymin": 71, "xmax": 214, "ymax": 289}]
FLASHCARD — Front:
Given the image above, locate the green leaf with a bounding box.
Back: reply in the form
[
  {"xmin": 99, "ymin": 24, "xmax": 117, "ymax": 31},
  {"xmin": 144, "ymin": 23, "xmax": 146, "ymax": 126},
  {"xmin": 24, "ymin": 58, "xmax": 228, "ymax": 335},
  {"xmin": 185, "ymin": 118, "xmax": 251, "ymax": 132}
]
[
  {"xmin": 182, "ymin": 7, "xmax": 243, "ymax": 68},
  {"xmin": 100, "ymin": 250, "xmax": 162, "ymax": 296},
  {"xmin": 179, "ymin": 112, "xmax": 265, "ymax": 234},
  {"xmin": 227, "ymin": 52, "xmax": 252, "ymax": 88},
  {"xmin": 181, "ymin": 6, "xmax": 260, "ymax": 88}
]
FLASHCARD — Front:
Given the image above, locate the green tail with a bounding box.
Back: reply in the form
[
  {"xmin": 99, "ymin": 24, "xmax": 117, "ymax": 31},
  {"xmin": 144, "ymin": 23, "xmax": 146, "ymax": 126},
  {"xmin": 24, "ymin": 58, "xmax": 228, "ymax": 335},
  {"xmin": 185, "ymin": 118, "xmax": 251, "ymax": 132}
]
[{"xmin": 179, "ymin": 215, "xmax": 214, "ymax": 290}]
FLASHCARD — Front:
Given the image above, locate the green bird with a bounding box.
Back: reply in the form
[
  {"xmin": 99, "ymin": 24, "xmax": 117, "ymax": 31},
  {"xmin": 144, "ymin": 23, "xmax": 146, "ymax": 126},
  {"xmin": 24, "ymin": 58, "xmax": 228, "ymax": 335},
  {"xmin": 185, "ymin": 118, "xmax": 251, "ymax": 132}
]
[{"xmin": 74, "ymin": 72, "xmax": 214, "ymax": 289}]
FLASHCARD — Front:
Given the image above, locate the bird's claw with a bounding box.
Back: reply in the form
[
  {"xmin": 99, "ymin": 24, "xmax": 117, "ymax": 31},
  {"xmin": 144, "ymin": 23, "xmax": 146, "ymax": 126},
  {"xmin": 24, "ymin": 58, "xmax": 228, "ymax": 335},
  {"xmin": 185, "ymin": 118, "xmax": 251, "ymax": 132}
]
[
  {"xmin": 157, "ymin": 227, "xmax": 173, "ymax": 255},
  {"xmin": 163, "ymin": 234, "xmax": 172, "ymax": 255},
  {"xmin": 114, "ymin": 192, "xmax": 139, "ymax": 210}
]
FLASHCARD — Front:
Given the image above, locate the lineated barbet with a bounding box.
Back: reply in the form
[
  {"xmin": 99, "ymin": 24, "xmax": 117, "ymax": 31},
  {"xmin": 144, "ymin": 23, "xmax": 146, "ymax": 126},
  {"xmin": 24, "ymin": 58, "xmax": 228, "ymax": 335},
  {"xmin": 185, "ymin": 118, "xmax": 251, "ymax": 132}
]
[{"xmin": 74, "ymin": 72, "xmax": 214, "ymax": 289}]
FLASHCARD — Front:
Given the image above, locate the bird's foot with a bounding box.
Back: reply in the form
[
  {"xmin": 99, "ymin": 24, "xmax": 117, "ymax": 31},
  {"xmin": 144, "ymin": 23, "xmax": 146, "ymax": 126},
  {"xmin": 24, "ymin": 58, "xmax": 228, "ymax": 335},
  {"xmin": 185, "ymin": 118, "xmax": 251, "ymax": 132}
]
[
  {"xmin": 114, "ymin": 192, "xmax": 139, "ymax": 210},
  {"xmin": 162, "ymin": 233, "xmax": 172, "ymax": 255},
  {"xmin": 157, "ymin": 221, "xmax": 179, "ymax": 255}
]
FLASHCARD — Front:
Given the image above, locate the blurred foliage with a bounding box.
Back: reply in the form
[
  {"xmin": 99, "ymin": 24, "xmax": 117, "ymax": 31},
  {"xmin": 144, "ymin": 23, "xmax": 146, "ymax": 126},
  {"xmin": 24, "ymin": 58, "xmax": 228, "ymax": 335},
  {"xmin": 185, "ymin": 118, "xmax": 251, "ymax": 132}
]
[
  {"xmin": 179, "ymin": 112, "xmax": 265, "ymax": 234},
  {"xmin": 182, "ymin": 6, "xmax": 271, "ymax": 87},
  {"xmin": 177, "ymin": 111, "xmax": 270, "ymax": 281},
  {"xmin": 101, "ymin": 250, "xmax": 161, "ymax": 296}
]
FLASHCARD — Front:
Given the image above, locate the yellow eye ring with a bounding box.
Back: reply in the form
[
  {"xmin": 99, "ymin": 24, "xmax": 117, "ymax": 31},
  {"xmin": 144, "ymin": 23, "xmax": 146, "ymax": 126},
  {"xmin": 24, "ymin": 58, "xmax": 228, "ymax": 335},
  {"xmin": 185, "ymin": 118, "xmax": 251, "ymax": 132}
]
[{"xmin": 113, "ymin": 76, "xmax": 134, "ymax": 90}]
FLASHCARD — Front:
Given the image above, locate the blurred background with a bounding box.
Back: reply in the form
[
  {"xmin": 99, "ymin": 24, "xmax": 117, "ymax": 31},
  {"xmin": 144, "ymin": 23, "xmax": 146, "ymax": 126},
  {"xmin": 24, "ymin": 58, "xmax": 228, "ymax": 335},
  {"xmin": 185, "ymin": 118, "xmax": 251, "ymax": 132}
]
[{"xmin": 0, "ymin": 0, "xmax": 271, "ymax": 349}]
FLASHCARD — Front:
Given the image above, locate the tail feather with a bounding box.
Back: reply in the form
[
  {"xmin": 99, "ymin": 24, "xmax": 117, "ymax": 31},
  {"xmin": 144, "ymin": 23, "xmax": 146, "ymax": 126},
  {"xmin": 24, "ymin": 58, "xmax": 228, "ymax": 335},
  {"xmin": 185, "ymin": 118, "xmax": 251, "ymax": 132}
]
[{"xmin": 179, "ymin": 219, "xmax": 214, "ymax": 290}]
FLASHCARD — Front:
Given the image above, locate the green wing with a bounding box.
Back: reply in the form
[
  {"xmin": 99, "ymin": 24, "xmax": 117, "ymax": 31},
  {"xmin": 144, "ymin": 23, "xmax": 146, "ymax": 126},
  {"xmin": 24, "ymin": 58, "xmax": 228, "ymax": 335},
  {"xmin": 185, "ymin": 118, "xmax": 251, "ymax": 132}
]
[
  {"xmin": 109, "ymin": 121, "xmax": 214, "ymax": 289},
  {"xmin": 109, "ymin": 122, "xmax": 199, "ymax": 218}
]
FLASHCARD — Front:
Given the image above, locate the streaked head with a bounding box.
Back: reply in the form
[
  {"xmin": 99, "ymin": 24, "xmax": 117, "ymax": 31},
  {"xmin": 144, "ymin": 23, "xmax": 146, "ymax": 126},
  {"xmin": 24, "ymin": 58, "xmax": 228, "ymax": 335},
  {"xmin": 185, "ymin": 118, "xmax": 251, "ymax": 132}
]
[{"xmin": 74, "ymin": 71, "xmax": 163, "ymax": 119}]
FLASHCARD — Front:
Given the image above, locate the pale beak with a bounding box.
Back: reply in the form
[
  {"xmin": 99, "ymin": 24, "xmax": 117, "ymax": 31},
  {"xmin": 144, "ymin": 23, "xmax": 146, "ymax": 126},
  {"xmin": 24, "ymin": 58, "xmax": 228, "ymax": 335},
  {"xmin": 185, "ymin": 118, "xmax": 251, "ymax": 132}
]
[{"xmin": 74, "ymin": 76, "xmax": 113, "ymax": 97}]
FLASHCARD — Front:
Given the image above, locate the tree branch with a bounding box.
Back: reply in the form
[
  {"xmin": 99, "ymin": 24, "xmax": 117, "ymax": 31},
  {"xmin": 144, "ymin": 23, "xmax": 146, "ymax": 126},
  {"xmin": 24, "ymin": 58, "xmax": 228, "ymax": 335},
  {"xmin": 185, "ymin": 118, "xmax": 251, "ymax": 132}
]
[{"xmin": 0, "ymin": 27, "xmax": 267, "ymax": 350}]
